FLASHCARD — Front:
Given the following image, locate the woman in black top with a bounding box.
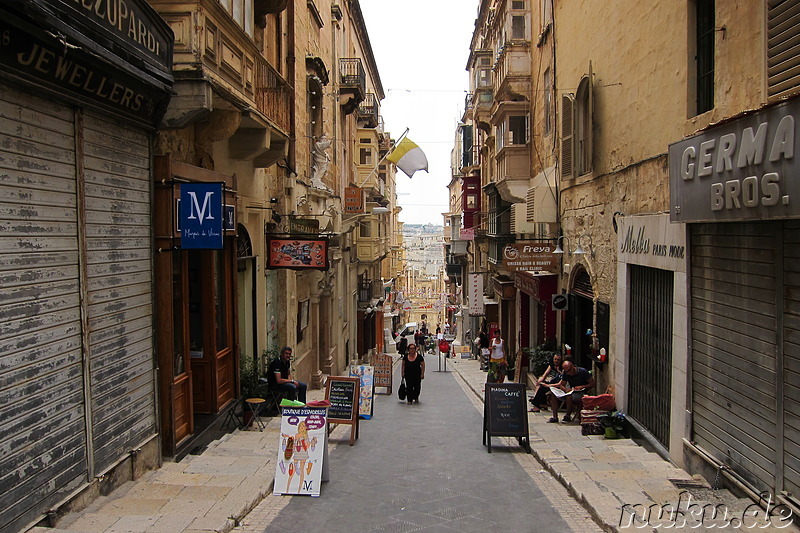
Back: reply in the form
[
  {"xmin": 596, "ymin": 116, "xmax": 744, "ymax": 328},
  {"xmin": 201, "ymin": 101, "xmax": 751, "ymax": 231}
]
[
  {"xmin": 402, "ymin": 343, "xmax": 425, "ymax": 404},
  {"xmin": 529, "ymin": 353, "xmax": 564, "ymax": 412}
]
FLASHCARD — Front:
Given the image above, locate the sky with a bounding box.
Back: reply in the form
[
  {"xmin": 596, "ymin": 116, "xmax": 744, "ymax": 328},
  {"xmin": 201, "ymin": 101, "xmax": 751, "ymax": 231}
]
[{"xmin": 359, "ymin": 1, "xmax": 479, "ymax": 226}]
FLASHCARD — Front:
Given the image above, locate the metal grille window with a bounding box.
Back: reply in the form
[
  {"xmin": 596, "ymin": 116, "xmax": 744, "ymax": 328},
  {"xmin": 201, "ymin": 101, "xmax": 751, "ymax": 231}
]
[
  {"xmin": 628, "ymin": 265, "xmax": 674, "ymax": 448},
  {"xmin": 695, "ymin": 0, "xmax": 715, "ymax": 115}
]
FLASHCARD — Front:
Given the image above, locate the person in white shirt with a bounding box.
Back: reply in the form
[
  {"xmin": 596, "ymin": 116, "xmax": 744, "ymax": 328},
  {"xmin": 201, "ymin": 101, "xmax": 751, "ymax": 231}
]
[{"xmin": 488, "ymin": 329, "xmax": 507, "ymax": 383}]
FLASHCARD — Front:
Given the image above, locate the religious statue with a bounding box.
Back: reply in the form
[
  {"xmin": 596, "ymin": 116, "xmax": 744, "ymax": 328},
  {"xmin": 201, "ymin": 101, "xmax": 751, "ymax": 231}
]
[{"xmin": 310, "ymin": 134, "xmax": 331, "ymax": 190}]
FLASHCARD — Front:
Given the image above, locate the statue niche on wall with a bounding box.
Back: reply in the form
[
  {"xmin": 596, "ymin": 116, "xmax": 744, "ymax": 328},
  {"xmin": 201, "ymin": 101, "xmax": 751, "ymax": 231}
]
[{"xmin": 310, "ymin": 134, "xmax": 332, "ymax": 191}]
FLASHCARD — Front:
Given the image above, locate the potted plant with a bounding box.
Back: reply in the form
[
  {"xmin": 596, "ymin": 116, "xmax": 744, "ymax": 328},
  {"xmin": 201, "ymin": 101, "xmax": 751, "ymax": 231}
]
[
  {"xmin": 239, "ymin": 354, "xmax": 267, "ymax": 426},
  {"xmin": 526, "ymin": 340, "xmax": 558, "ymax": 376},
  {"xmin": 597, "ymin": 410, "xmax": 627, "ymax": 439}
]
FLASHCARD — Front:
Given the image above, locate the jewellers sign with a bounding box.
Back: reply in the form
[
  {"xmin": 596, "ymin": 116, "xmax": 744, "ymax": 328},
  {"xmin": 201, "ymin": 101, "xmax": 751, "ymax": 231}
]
[
  {"xmin": 669, "ymin": 98, "xmax": 799, "ymax": 223},
  {"xmin": 501, "ymin": 242, "xmax": 558, "ymax": 272}
]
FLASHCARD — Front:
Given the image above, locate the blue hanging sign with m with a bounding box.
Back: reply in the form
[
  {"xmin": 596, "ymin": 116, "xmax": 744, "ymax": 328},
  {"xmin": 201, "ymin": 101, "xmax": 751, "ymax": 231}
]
[{"xmin": 180, "ymin": 183, "xmax": 224, "ymax": 249}]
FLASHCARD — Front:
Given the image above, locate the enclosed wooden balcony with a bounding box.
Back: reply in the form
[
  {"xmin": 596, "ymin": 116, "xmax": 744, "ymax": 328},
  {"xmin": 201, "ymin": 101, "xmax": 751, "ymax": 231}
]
[
  {"xmin": 357, "ymin": 93, "xmax": 379, "ymax": 128},
  {"xmin": 493, "ymin": 42, "xmax": 531, "ymax": 102},
  {"xmin": 154, "ymin": 0, "xmax": 292, "ymax": 166}
]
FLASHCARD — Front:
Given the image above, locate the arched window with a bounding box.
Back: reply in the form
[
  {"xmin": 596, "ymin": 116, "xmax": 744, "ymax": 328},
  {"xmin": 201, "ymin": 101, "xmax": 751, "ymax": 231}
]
[{"xmin": 571, "ymin": 265, "xmax": 594, "ymax": 299}]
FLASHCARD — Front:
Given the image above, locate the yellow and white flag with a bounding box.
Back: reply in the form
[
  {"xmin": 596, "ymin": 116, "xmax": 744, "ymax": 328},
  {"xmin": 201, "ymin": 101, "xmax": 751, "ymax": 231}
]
[{"xmin": 386, "ymin": 137, "xmax": 428, "ymax": 178}]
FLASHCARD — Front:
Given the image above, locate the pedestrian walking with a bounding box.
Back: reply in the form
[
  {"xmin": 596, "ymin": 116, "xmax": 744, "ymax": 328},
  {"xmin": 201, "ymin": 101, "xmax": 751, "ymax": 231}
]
[
  {"xmin": 397, "ymin": 335, "xmax": 408, "ymax": 356},
  {"xmin": 402, "ymin": 343, "xmax": 425, "ymax": 404},
  {"xmin": 487, "ymin": 329, "xmax": 507, "ymax": 383}
]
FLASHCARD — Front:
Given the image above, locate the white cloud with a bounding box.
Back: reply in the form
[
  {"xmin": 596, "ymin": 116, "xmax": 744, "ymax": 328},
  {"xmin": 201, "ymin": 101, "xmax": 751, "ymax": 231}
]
[{"xmin": 360, "ymin": 1, "xmax": 478, "ymax": 225}]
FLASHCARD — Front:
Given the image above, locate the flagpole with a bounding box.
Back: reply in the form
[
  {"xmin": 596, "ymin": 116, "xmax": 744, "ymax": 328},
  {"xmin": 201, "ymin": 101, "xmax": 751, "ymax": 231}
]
[{"xmin": 357, "ymin": 127, "xmax": 410, "ymax": 189}]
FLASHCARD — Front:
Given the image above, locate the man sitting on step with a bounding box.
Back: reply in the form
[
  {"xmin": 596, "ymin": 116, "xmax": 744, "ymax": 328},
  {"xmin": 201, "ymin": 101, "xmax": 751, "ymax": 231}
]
[{"xmin": 547, "ymin": 360, "xmax": 595, "ymax": 424}]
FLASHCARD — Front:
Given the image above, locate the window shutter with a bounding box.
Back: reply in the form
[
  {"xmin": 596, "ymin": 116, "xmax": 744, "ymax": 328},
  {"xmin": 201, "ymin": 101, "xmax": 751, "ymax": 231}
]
[
  {"xmin": 561, "ymin": 94, "xmax": 574, "ymax": 179},
  {"xmin": 526, "ymin": 186, "xmax": 536, "ymax": 222},
  {"xmin": 586, "ymin": 61, "xmax": 593, "ymax": 173},
  {"xmin": 525, "ymin": 113, "xmax": 530, "ymax": 144},
  {"xmin": 768, "ymin": 0, "xmax": 800, "ymax": 99}
]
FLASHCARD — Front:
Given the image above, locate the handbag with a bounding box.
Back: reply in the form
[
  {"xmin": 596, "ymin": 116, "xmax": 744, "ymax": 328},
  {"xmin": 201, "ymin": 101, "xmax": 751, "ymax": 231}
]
[{"xmin": 398, "ymin": 378, "xmax": 407, "ymax": 400}]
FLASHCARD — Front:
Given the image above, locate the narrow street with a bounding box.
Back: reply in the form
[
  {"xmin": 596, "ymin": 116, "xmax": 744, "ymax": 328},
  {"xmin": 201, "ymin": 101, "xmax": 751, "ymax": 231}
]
[{"xmin": 239, "ymin": 361, "xmax": 601, "ymax": 532}]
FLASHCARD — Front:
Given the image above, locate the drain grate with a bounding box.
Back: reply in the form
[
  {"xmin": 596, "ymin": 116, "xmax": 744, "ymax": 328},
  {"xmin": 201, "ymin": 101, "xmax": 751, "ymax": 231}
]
[
  {"xmin": 669, "ymin": 478, "xmax": 708, "ymax": 489},
  {"xmin": 430, "ymin": 508, "xmax": 474, "ymax": 520},
  {"xmin": 374, "ymin": 520, "xmax": 422, "ymax": 532}
]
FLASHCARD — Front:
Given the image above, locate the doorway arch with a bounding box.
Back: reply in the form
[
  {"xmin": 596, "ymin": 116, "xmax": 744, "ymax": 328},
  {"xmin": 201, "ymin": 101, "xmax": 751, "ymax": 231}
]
[{"xmin": 237, "ymin": 224, "xmax": 257, "ymax": 361}]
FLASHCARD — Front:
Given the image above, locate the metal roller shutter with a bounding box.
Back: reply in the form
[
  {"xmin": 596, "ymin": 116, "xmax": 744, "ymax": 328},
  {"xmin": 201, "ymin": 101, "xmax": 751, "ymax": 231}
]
[
  {"xmin": 82, "ymin": 113, "xmax": 155, "ymax": 473},
  {"xmin": 0, "ymin": 85, "xmax": 88, "ymax": 530},
  {"xmin": 784, "ymin": 220, "xmax": 800, "ymax": 499},
  {"xmin": 690, "ymin": 222, "xmax": 779, "ymax": 493}
]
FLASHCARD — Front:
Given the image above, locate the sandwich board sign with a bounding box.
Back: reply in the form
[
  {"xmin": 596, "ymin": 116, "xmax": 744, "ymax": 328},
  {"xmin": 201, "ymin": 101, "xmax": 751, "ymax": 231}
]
[
  {"xmin": 350, "ymin": 365, "xmax": 375, "ymax": 419},
  {"xmin": 273, "ymin": 406, "xmax": 329, "ymax": 496},
  {"xmin": 325, "ymin": 377, "xmax": 359, "ymax": 445}
]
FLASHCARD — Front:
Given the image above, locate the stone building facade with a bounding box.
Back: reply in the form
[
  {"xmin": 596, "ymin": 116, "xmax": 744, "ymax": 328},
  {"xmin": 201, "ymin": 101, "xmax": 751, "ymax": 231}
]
[{"xmin": 453, "ymin": 0, "xmax": 800, "ymax": 513}]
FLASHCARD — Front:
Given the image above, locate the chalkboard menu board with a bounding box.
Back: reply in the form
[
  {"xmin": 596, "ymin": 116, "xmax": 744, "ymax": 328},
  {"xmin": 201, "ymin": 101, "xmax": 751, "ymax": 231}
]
[
  {"xmin": 325, "ymin": 376, "xmax": 360, "ymax": 445},
  {"xmin": 483, "ymin": 382, "xmax": 530, "ymax": 453}
]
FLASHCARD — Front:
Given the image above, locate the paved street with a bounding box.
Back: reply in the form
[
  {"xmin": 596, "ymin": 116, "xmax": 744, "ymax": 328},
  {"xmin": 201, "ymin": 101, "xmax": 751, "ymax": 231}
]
[
  {"xmin": 239, "ymin": 360, "xmax": 601, "ymax": 533},
  {"xmin": 32, "ymin": 355, "xmax": 800, "ymax": 533}
]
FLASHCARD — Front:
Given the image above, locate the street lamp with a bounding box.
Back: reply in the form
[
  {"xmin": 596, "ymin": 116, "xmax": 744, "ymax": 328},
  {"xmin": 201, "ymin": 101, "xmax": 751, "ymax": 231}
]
[
  {"xmin": 573, "ymin": 234, "xmax": 594, "ymax": 257},
  {"xmin": 553, "ymin": 235, "xmax": 569, "ymax": 255}
]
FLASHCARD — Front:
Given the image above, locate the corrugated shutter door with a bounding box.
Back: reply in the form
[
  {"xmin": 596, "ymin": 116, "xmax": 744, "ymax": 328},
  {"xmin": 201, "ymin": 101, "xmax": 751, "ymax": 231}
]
[
  {"xmin": 0, "ymin": 85, "xmax": 88, "ymax": 529},
  {"xmin": 690, "ymin": 222, "xmax": 778, "ymax": 493},
  {"xmin": 768, "ymin": 0, "xmax": 800, "ymax": 100},
  {"xmin": 82, "ymin": 113, "xmax": 156, "ymax": 473},
  {"xmin": 784, "ymin": 220, "xmax": 800, "ymax": 498}
]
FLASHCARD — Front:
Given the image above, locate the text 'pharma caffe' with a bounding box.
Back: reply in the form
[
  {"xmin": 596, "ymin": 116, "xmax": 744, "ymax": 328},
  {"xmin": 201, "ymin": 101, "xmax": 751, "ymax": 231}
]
[
  {"xmin": 669, "ymin": 96, "xmax": 800, "ymax": 512},
  {"xmin": 0, "ymin": 1, "xmax": 173, "ymax": 531}
]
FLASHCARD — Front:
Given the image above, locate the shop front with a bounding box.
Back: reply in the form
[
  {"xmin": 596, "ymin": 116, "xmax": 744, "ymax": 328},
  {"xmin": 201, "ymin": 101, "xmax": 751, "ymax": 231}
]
[
  {"xmin": 614, "ymin": 213, "xmax": 688, "ymax": 462},
  {"xmin": 669, "ymin": 96, "xmax": 800, "ymax": 510},
  {"xmin": 515, "ymin": 271, "xmax": 557, "ymax": 369},
  {"xmin": 153, "ymin": 157, "xmax": 238, "ymax": 457},
  {"xmin": 0, "ymin": 1, "xmax": 173, "ymax": 530}
]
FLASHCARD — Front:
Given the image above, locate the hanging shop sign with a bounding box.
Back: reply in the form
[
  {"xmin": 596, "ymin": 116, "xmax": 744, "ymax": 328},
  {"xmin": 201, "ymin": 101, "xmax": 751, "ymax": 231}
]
[
  {"xmin": 180, "ymin": 183, "xmax": 224, "ymax": 249},
  {"xmin": 468, "ymin": 273, "xmax": 484, "ymax": 316},
  {"xmin": 461, "ymin": 228, "xmax": 475, "ymax": 240},
  {"xmin": 224, "ymin": 205, "xmax": 236, "ymax": 232},
  {"xmin": 617, "ymin": 213, "xmax": 686, "ymax": 273},
  {"xmin": 344, "ymin": 187, "xmax": 364, "ymax": 214},
  {"xmin": 267, "ymin": 237, "xmax": 330, "ymax": 270},
  {"xmin": 669, "ymin": 97, "xmax": 800, "ymax": 223},
  {"xmin": 501, "ymin": 242, "xmax": 558, "ymax": 272},
  {"xmin": 289, "ymin": 218, "xmax": 320, "ymax": 235}
]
